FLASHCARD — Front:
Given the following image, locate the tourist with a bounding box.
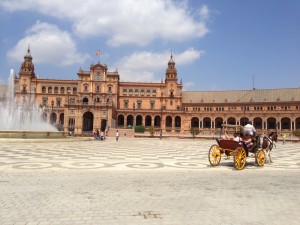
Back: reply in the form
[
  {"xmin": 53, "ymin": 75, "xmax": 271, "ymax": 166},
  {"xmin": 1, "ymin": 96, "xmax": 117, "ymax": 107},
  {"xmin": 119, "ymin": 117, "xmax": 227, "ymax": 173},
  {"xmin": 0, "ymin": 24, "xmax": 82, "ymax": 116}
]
[
  {"xmin": 282, "ymin": 133, "xmax": 286, "ymax": 145},
  {"xmin": 93, "ymin": 129, "xmax": 97, "ymax": 140},
  {"xmin": 233, "ymin": 132, "xmax": 242, "ymax": 143},
  {"xmin": 116, "ymin": 130, "xmax": 119, "ymax": 141},
  {"xmin": 243, "ymin": 123, "xmax": 256, "ymax": 150},
  {"xmin": 221, "ymin": 131, "xmax": 230, "ymax": 140},
  {"xmin": 96, "ymin": 129, "xmax": 100, "ymax": 139}
]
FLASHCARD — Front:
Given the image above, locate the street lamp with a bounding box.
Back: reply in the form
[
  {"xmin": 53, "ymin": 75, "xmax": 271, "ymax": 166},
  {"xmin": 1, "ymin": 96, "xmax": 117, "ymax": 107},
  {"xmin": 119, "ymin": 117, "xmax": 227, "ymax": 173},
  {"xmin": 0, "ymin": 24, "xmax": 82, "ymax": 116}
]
[
  {"xmin": 160, "ymin": 106, "xmax": 163, "ymax": 139},
  {"xmin": 106, "ymin": 98, "xmax": 109, "ymax": 132},
  {"xmin": 67, "ymin": 88, "xmax": 70, "ymax": 109},
  {"xmin": 243, "ymin": 106, "xmax": 246, "ymax": 126},
  {"xmin": 66, "ymin": 88, "xmax": 70, "ymax": 132},
  {"xmin": 133, "ymin": 103, "xmax": 135, "ymax": 128},
  {"xmin": 51, "ymin": 100, "xmax": 54, "ymax": 124}
]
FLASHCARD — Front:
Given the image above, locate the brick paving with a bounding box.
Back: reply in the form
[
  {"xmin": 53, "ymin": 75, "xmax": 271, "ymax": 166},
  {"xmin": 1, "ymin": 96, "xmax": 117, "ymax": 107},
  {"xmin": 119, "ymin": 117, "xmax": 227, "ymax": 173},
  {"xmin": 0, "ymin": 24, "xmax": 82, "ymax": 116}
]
[{"xmin": 0, "ymin": 137, "xmax": 300, "ymax": 225}]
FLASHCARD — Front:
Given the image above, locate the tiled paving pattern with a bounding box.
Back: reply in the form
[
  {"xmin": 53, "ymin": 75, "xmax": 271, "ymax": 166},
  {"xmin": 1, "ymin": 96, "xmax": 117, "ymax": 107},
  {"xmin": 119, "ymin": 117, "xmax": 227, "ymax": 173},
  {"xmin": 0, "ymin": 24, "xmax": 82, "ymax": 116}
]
[
  {"xmin": 0, "ymin": 138, "xmax": 299, "ymax": 170},
  {"xmin": 0, "ymin": 138, "xmax": 299, "ymax": 225}
]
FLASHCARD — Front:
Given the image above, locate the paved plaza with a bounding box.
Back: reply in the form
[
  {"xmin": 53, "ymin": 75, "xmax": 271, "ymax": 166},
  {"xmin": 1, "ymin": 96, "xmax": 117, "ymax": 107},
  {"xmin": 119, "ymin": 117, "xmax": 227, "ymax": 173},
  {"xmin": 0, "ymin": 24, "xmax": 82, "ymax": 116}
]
[{"xmin": 0, "ymin": 137, "xmax": 300, "ymax": 225}]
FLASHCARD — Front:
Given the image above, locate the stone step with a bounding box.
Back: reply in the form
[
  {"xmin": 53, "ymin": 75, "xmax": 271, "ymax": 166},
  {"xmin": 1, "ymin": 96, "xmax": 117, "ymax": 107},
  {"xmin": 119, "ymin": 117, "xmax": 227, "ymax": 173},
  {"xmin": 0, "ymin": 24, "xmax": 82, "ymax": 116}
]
[{"xmin": 107, "ymin": 128, "xmax": 135, "ymax": 138}]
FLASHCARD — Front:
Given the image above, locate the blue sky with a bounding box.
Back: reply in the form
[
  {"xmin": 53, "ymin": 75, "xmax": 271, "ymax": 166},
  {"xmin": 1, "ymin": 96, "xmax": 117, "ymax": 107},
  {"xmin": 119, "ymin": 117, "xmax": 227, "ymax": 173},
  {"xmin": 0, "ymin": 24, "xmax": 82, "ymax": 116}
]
[{"xmin": 0, "ymin": 0, "xmax": 299, "ymax": 91}]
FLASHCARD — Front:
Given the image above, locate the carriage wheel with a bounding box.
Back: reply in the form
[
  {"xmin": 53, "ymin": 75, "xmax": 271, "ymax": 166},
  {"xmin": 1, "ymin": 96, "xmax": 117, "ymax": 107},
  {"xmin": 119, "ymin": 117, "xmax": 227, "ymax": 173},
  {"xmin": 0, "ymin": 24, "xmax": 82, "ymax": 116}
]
[
  {"xmin": 208, "ymin": 144, "xmax": 221, "ymax": 166},
  {"xmin": 256, "ymin": 149, "xmax": 266, "ymax": 167},
  {"xmin": 234, "ymin": 146, "xmax": 246, "ymax": 170}
]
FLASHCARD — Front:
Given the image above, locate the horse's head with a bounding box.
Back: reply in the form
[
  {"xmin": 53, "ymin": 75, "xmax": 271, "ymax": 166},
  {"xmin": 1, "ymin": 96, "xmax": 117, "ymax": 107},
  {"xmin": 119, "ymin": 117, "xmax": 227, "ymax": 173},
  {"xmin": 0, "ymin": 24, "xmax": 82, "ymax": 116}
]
[{"xmin": 269, "ymin": 132, "xmax": 278, "ymax": 142}]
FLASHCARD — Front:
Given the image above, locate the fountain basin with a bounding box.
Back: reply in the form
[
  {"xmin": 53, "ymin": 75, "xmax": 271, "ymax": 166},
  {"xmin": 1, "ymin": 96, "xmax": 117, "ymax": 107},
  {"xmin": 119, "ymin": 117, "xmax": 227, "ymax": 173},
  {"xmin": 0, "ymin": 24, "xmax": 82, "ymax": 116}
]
[{"xmin": 0, "ymin": 130, "xmax": 67, "ymax": 139}]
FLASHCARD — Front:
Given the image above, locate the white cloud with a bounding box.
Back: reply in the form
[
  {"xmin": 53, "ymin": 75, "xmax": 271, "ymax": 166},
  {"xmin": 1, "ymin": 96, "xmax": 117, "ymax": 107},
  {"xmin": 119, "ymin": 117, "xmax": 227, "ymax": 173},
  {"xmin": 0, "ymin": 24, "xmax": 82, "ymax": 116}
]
[
  {"xmin": 116, "ymin": 48, "xmax": 204, "ymax": 82},
  {"xmin": 182, "ymin": 81, "xmax": 195, "ymax": 91},
  {"xmin": 7, "ymin": 21, "xmax": 90, "ymax": 66},
  {"xmin": 1, "ymin": 0, "xmax": 210, "ymax": 46}
]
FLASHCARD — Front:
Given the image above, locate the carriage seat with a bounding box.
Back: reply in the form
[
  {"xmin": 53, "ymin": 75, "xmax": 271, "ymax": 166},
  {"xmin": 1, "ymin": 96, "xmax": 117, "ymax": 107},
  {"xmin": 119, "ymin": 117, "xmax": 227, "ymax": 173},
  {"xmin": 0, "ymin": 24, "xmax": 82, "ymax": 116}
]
[{"xmin": 218, "ymin": 139, "xmax": 241, "ymax": 150}]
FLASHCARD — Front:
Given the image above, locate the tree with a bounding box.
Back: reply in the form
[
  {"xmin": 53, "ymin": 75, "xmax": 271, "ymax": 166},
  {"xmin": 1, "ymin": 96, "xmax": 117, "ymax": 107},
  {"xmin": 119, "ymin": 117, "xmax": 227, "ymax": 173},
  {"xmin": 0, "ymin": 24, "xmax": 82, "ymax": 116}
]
[{"xmin": 148, "ymin": 126, "xmax": 155, "ymax": 137}]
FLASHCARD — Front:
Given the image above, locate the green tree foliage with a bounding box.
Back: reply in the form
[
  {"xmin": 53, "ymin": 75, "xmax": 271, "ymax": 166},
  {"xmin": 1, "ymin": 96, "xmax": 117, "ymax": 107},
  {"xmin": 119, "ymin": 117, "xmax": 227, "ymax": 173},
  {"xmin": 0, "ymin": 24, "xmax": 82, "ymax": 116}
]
[{"xmin": 135, "ymin": 125, "xmax": 145, "ymax": 133}]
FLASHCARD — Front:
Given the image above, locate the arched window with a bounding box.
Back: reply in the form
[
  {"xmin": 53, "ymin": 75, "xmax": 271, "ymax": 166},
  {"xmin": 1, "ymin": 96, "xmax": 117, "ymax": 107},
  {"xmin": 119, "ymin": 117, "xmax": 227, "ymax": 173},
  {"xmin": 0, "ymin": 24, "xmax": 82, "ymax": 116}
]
[
  {"xmin": 140, "ymin": 89, "xmax": 145, "ymax": 96},
  {"xmin": 152, "ymin": 90, "xmax": 156, "ymax": 97},
  {"xmin": 73, "ymin": 87, "xmax": 77, "ymax": 94},
  {"xmin": 42, "ymin": 86, "xmax": 46, "ymax": 93},
  {"xmin": 135, "ymin": 89, "xmax": 139, "ymax": 96},
  {"xmin": 60, "ymin": 87, "xmax": 65, "ymax": 94},
  {"xmin": 129, "ymin": 89, "xmax": 133, "ymax": 96},
  {"xmin": 123, "ymin": 89, "xmax": 127, "ymax": 96},
  {"xmin": 146, "ymin": 90, "xmax": 150, "ymax": 96},
  {"xmin": 54, "ymin": 87, "xmax": 58, "ymax": 94},
  {"xmin": 48, "ymin": 87, "xmax": 52, "ymax": 94},
  {"xmin": 83, "ymin": 97, "xmax": 89, "ymax": 105}
]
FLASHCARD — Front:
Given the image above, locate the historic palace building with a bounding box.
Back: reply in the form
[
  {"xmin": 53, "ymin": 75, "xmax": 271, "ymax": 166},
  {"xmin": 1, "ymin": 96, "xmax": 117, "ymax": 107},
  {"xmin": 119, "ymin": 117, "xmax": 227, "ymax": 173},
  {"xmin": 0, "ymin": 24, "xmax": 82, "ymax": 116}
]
[{"xmin": 11, "ymin": 49, "xmax": 300, "ymax": 135}]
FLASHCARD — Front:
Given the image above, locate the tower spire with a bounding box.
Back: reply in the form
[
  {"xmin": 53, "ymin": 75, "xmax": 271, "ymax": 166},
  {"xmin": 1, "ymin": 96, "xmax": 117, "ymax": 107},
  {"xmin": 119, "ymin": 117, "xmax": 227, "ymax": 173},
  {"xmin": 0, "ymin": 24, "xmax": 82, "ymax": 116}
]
[{"xmin": 165, "ymin": 54, "xmax": 177, "ymax": 82}]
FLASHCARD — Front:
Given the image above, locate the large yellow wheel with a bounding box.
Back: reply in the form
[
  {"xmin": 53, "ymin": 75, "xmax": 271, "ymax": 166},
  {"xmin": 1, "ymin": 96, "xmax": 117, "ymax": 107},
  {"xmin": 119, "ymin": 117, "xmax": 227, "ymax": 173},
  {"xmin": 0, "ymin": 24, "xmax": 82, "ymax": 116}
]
[
  {"xmin": 208, "ymin": 144, "xmax": 222, "ymax": 166},
  {"xmin": 256, "ymin": 149, "xmax": 266, "ymax": 167},
  {"xmin": 234, "ymin": 146, "xmax": 247, "ymax": 170}
]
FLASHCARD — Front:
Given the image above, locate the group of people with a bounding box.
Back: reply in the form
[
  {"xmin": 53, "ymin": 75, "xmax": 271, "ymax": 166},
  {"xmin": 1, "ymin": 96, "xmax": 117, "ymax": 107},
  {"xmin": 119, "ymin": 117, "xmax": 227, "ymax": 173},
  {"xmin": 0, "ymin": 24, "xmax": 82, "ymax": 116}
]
[
  {"xmin": 93, "ymin": 129, "xmax": 106, "ymax": 141},
  {"xmin": 222, "ymin": 123, "xmax": 257, "ymax": 149}
]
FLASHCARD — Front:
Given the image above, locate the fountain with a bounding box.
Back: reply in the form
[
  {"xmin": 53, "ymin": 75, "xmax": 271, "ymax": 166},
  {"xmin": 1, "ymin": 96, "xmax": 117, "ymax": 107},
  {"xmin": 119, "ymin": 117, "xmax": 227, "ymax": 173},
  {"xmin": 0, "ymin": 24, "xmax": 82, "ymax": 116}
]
[{"xmin": 0, "ymin": 69, "xmax": 66, "ymax": 138}]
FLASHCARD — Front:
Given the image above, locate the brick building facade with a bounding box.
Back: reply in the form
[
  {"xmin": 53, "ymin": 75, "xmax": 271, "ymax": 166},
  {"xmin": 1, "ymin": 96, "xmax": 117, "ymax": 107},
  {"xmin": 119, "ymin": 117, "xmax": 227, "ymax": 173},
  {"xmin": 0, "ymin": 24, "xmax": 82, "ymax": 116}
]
[{"xmin": 13, "ymin": 49, "xmax": 300, "ymax": 135}]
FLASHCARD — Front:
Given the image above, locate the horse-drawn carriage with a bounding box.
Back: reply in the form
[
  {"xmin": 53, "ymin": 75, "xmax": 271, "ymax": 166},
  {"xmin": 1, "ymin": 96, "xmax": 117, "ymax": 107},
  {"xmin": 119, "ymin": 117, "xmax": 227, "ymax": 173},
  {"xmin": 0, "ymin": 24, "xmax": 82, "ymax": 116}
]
[{"xmin": 208, "ymin": 124, "xmax": 267, "ymax": 170}]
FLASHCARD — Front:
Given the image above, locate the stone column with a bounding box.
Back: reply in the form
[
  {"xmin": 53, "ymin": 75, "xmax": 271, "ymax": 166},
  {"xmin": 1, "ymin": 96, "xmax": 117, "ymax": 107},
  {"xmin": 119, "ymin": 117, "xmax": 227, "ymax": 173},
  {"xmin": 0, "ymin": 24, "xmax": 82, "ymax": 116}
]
[
  {"xmin": 172, "ymin": 117, "xmax": 175, "ymax": 132},
  {"xmin": 123, "ymin": 115, "xmax": 127, "ymax": 128}
]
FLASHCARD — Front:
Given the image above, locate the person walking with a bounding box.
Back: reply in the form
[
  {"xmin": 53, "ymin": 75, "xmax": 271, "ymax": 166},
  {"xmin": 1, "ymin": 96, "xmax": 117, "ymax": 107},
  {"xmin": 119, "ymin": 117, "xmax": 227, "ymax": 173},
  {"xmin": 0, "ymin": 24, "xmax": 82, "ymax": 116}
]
[
  {"xmin": 283, "ymin": 133, "xmax": 286, "ymax": 145},
  {"xmin": 93, "ymin": 129, "xmax": 97, "ymax": 140},
  {"xmin": 96, "ymin": 129, "xmax": 100, "ymax": 140},
  {"xmin": 116, "ymin": 130, "xmax": 119, "ymax": 141}
]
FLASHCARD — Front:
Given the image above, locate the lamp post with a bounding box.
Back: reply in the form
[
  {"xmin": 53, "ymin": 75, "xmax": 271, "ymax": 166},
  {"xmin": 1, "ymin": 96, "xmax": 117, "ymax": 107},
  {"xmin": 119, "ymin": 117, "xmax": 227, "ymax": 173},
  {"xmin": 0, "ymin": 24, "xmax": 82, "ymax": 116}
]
[
  {"xmin": 66, "ymin": 89, "xmax": 70, "ymax": 132},
  {"xmin": 106, "ymin": 99, "xmax": 108, "ymax": 132},
  {"xmin": 133, "ymin": 103, "xmax": 135, "ymax": 129},
  {"xmin": 67, "ymin": 89, "xmax": 70, "ymax": 109},
  {"xmin": 243, "ymin": 106, "xmax": 246, "ymax": 126},
  {"xmin": 51, "ymin": 100, "xmax": 54, "ymax": 124},
  {"xmin": 160, "ymin": 106, "xmax": 163, "ymax": 139}
]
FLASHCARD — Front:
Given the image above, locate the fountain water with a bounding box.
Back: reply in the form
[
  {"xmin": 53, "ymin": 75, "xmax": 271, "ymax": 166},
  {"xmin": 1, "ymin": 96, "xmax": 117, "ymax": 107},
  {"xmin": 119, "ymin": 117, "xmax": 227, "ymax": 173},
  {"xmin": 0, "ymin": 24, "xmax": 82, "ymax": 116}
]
[{"xmin": 0, "ymin": 69, "xmax": 66, "ymax": 138}]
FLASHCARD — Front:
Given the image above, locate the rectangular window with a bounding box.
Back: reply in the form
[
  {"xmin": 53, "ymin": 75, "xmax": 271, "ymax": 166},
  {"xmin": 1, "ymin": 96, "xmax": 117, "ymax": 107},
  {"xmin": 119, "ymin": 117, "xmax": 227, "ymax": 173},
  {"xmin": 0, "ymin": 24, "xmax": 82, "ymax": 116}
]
[
  {"xmin": 150, "ymin": 101, "xmax": 155, "ymax": 109},
  {"xmin": 137, "ymin": 101, "xmax": 142, "ymax": 109},
  {"xmin": 42, "ymin": 97, "xmax": 48, "ymax": 106},
  {"xmin": 124, "ymin": 101, "xmax": 128, "ymax": 109},
  {"xmin": 56, "ymin": 99, "xmax": 61, "ymax": 107}
]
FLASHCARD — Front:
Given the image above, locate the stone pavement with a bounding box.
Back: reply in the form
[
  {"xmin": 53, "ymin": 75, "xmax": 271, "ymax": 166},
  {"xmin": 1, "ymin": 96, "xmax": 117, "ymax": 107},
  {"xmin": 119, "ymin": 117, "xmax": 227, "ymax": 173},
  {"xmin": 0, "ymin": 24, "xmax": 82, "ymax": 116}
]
[{"xmin": 0, "ymin": 138, "xmax": 300, "ymax": 225}]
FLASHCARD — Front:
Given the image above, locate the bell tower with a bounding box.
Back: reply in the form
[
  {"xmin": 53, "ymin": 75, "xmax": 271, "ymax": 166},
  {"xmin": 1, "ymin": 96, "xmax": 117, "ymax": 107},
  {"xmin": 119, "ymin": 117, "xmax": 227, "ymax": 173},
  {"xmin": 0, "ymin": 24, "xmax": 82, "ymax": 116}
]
[
  {"xmin": 165, "ymin": 54, "xmax": 177, "ymax": 82},
  {"xmin": 163, "ymin": 54, "xmax": 182, "ymax": 111},
  {"xmin": 19, "ymin": 47, "xmax": 36, "ymax": 79},
  {"xmin": 16, "ymin": 47, "xmax": 37, "ymax": 97}
]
